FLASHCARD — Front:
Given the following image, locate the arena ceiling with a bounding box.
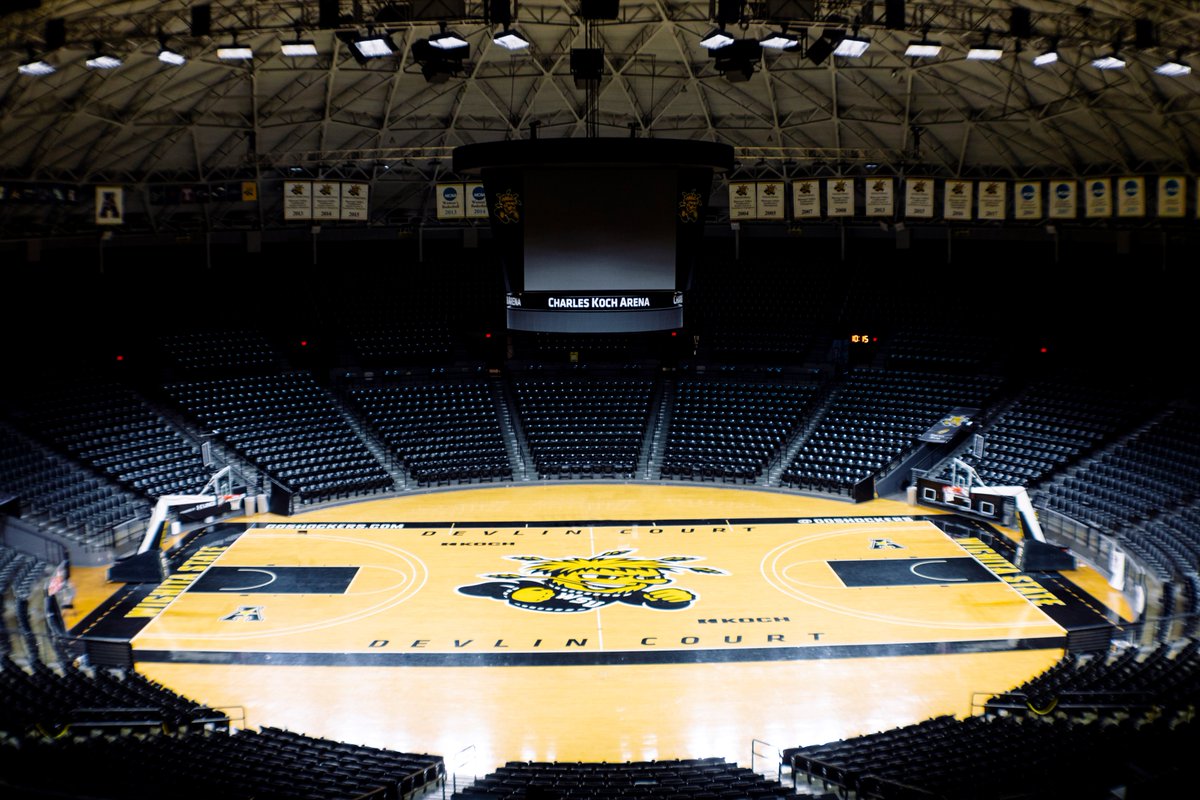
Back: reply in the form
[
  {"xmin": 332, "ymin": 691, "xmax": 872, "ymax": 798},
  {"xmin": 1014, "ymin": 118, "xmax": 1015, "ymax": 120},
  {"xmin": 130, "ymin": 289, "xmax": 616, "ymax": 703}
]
[{"xmin": 1, "ymin": 1, "xmax": 1199, "ymax": 226}]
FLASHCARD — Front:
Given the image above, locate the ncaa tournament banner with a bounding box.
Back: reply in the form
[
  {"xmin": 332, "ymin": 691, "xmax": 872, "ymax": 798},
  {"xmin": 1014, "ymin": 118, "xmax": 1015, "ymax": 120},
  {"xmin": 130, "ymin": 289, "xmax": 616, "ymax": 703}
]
[
  {"xmin": 792, "ymin": 179, "xmax": 820, "ymax": 218},
  {"xmin": 340, "ymin": 183, "xmax": 369, "ymax": 221},
  {"xmin": 756, "ymin": 182, "xmax": 785, "ymax": 219},
  {"xmin": 1084, "ymin": 178, "xmax": 1111, "ymax": 217},
  {"xmin": 284, "ymin": 181, "xmax": 312, "ymax": 220},
  {"xmin": 1158, "ymin": 176, "xmax": 1185, "ymax": 218},
  {"xmin": 1117, "ymin": 177, "xmax": 1145, "ymax": 217},
  {"xmin": 977, "ymin": 181, "xmax": 1006, "ymax": 220},
  {"xmin": 865, "ymin": 177, "xmax": 893, "ymax": 217},
  {"xmin": 1014, "ymin": 181, "xmax": 1042, "ymax": 219},
  {"xmin": 943, "ymin": 180, "xmax": 972, "ymax": 220},
  {"xmin": 437, "ymin": 183, "xmax": 465, "ymax": 219},
  {"xmin": 904, "ymin": 178, "xmax": 934, "ymax": 218},
  {"xmin": 826, "ymin": 178, "xmax": 853, "ymax": 217},
  {"xmin": 728, "ymin": 182, "xmax": 756, "ymax": 219},
  {"xmin": 466, "ymin": 183, "xmax": 489, "ymax": 219},
  {"xmin": 312, "ymin": 181, "xmax": 341, "ymax": 220},
  {"xmin": 94, "ymin": 186, "xmax": 124, "ymax": 225},
  {"xmin": 1048, "ymin": 179, "xmax": 1076, "ymax": 219}
]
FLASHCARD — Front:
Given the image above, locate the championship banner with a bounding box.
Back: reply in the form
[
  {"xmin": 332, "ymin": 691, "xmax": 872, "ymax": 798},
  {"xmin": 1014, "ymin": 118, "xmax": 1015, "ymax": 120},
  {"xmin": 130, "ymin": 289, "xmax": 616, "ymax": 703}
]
[
  {"xmin": 1048, "ymin": 180, "xmax": 1076, "ymax": 219},
  {"xmin": 943, "ymin": 180, "xmax": 972, "ymax": 220},
  {"xmin": 1117, "ymin": 177, "xmax": 1145, "ymax": 218},
  {"xmin": 1014, "ymin": 181, "xmax": 1042, "ymax": 219},
  {"xmin": 728, "ymin": 182, "xmax": 756, "ymax": 219},
  {"xmin": 904, "ymin": 178, "xmax": 934, "ymax": 218},
  {"xmin": 1158, "ymin": 176, "xmax": 1185, "ymax": 218},
  {"xmin": 792, "ymin": 179, "xmax": 820, "ymax": 218},
  {"xmin": 340, "ymin": 182, "xmax": 369, "ymax": 221},
  {"xmin": 466, "ymin": 182, "xmax": 489, "ymax": 219},
  {"xmin": 865, "ymin": 177, "xmax": 893, "ymax": 217},
  {"xmin": 1084, "ymin": 178, "xmax": 1111, "ymax": 218},
  {"xmin": 284, "ymin": 181, "xmax": 312, "ymax": 220},
  {"xmin": 826, "ymin": 178, "xmax": 853, "ymax": 217},
  {"xmin": 977, "ymin": 181, "xmax": 1006, "ymax": 220},
  {"xmin": 312, "ymin": 181, "xmax": 341, "ymax": 220},
  {"xmin": 94, "ymin": 186, "xmax": 124, "ymax": 225},
  {"xmin": 436, "ymin": 183, "xmax": 465, "ymax": 219},
  {"xmin": 756, "ymin": 182, "xmax": 786, "ymax": 219}
]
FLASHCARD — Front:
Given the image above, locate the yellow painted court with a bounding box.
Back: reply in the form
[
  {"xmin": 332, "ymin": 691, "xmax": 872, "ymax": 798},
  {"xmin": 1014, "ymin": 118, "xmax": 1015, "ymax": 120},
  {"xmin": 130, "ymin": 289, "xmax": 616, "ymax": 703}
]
[{"xmin": 76, "ymin": 485, "xmax": 1131, "ymax": 768}]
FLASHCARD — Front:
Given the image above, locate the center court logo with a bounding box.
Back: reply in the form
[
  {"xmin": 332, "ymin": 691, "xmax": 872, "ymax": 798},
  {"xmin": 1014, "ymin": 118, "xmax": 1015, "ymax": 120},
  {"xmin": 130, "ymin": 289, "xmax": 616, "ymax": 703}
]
[{"xmin": 458, "ymin": 549, "xmax": 726, "ymax": 613}]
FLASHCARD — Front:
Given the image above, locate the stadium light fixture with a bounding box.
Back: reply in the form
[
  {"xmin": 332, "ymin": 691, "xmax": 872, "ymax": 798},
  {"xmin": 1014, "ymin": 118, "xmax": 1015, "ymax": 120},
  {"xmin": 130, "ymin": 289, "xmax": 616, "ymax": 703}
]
[
  {"xmin": 967, "ymin": 44, "xmax": 1003, "ymax": 60},
  {"xmin": 833, "ymin": 35, "xmax": 871, "ymax": 58},
  {"xmin": 1091, "ymin": 52, "xmax": 1125, "ymax": 70},
  {"xmin": 1155, "ymin": 52, "xmax": 1191, "ymax": 76},
  {"xmin": 493, "ymin": 28, "xmax": 530, "ymax": 51},
  {"xmin": 281, "ymin": 38, "xmax": 319, "ymax": 57},
  {"xmin": 86, "ymin": 43, "xmax": 122, "ymax": 69},
  {"xmin": 217, "ymin": 33, "xmax": 253, "ymax": 61},
  {"xmin": 1032, "ymin": 48, "xmax": 1058, "ymax": 66},
  {"xmin": 700, "ymin": 26, "xmax": 735, "ymax": 50},
  {"xmin": 429, "ymin": 22, "xmax": 469, "ymax": 50},
  {"xmin": 18, "ymin": 56, "xmax": 55, "ymax": 76},
  {"xmin": 760, "ymin": 30, "xmax": 799, "ymax": 50},
  {"xmin": 353, "ymin": 31, "xmax": 398, "ymax": 58},
  {"xmin": 904, "ymin": 39, "xmax": 941, "ymax": 58},
  {"xmin": 158, "ymin": 42, "xmax": 187, "ymax": 65}
]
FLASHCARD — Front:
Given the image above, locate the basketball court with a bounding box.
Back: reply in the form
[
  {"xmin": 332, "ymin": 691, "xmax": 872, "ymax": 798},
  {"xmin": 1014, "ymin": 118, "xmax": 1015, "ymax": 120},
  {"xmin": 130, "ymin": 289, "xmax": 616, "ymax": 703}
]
[{"xmin": 75, "ymin": 485, "xmax": 1131, "ymax": 770}]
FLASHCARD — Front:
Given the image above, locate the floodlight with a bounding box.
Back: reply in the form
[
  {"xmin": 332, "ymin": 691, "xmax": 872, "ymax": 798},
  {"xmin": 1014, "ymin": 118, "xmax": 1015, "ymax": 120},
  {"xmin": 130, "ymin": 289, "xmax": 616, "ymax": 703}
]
[
  {"xmin": 904, "ymin": 40, "xmax": 941, "ymax": 58},
  {"xmin": 86, "ymin": 48, "xmax": 122, "ymax": 69},
  {"xmin": 158, "ymin": 46, "xmax": 187, "ymax": 65},
  {"xmin": 833, "ymin": 35, "xmax": 870, "ymax": 58},
  {"xmin": 966, "ymin": 45, "xmax": 1003, "ymax": 61},
  {"xmin": 700, "ymin": 27, "xmax": 735, "ymax": 50},
  {"xmin": 217, "ymin": 36, "xmax": 254, "ymax": 60},
  {"xmin": 1091, "ymin": 53, "xmax": 1125, "ymax": 70},
  {"xmin": 353, "ymin": 33, "xmax": 397, "ymax": 58},
  {"xmin": 18, "ymin": 57, "xmax": 55, "ymax": 76},
  {"xmin": 1155, "ymin": 57, "xmax": 1191, "ymax": 76},
  {"xmin": 281, "ymin": 39, "xmax": 319, "ymax": 57},
  {"xmin": 429, "ymin": 29, "xmax": 469, "ymax": 50},
  {"xmin": 760, "ymin": 31, "xmax": 799, "ymax": 50},
  {"xmin": 1032, "ymin": 49, "xmax": 1058, "ymax": 66},
  {"xmin": 493, "ymin": 28, "xmax": 529, "ymax": 51}
]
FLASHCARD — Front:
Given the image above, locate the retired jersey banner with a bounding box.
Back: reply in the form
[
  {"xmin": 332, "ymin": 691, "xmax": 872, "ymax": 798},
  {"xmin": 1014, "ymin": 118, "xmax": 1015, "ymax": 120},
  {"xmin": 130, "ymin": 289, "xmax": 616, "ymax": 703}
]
[
  {"xmin": 94, "ymin": 186, "xmax": 124, "ymax": 225},
  {"xmin": 1048, "ymin": 180, "xmax": 1076, "ymax": 219},
  {"xmin": 865, "ymin": 178, "xmax": 894, "ymax": 217},
  {"xmin": 1116, "ymin": 177, "xmax": 1145, "ymax": 217},
  {"xmin": 340, "ymin": 182, "xmax": 369, "ymax": 221},
  {"xmin": 1014, "ymin": 181, "xmax": 1042, "ymax": 219},
  {"xmin": 904, "ymin": 178, "xmax": 934, "ymax": 218},
  {"xmin": 943, "ymin": 180, "xmax": 972, "ymax": 220},
  {"xmin": 1084, "ymin": 178, "xmax": 1111, "ymax": 218},
  {"xmin": 792, "ymin": 180, "xmax": 820, "ymax": 218},
  {"xmin": 1158, "ymin": 176, "xmax": 1185, "ymax": 218},
  {"xmin": 466, "ymin": 183, "xmax": 489, "ymax": 219},
  {"xmin": 312, "ymin": 181, "xmax": 341, "ymax": 220},
  {"xmin": 826, "ymin": 178, "xmax": 853, "ymax": 217},
  {"xmin": 977, "ymin": 181, "xmax": 1006, "ymax": 220},
  {"xmin": 756, "ymin": 182, "xmax": 786, "ymax": 219},
  {"xmin": 436, "ymin": 183, "xmax": 465, "ymax": 219},
  {"xmin": 729, "ymin": 182, "xmax": 756, "ymax": 219},
  {"xmin": 284, "ymin": 181, "xmax": 312, "ymax": 220}
]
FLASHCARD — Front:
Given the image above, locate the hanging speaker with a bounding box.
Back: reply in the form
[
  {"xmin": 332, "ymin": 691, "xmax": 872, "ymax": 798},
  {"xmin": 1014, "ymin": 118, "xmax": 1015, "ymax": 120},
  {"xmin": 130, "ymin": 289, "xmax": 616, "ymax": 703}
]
[
  {"xmin": 580, "ymin": 0, "xmax": 619, "ymax": 19},
  {"xmin": 1134, "ymin": 19, "xmax": 1156, "ymax": 49},
  {"xmin": 44, "ymin": 17, "xmax": 66, "ymax": 49},
  {"xmin": 191, "ymin": 5, "xmax": 211, "ymax": 37},
  {"xmin": 885, "ymin": 0, "xmax": 905, "ymax": 30},
  {"xmin": 1009, "ymin": 7, "xmax": 1032, "ymax": 39},
  {"xmin": 318, "ymin": 0, "xmax": 341, "ymax": 28},
  {"xmin": 487, "ymin": 0, "xmax": 512, "ymax": 26}
]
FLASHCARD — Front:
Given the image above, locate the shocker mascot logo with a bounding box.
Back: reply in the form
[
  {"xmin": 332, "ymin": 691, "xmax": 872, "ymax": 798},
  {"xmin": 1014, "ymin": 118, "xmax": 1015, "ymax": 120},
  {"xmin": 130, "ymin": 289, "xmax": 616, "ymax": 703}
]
[
  {"xmin": 678, "ymin": 190, "xmax": 702, "ymax": 223},
  {"xmin": 458, "ymin": 549, "xmax": 726, "ymax": 613},
  {"xmin": 494, "ymin": 189, "xmax": 521, "ymax": 224}
]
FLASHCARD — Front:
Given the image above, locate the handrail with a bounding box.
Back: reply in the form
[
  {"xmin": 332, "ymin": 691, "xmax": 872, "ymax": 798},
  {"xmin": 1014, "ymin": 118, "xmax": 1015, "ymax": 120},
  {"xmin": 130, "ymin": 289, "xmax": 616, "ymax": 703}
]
[
  {"xmin": 750, "ymin": 738, "xmax": 778, "ymax": 781},
  {"xmin": 449, "ymin": 743, "xmax": 477, "ymax": 798}
]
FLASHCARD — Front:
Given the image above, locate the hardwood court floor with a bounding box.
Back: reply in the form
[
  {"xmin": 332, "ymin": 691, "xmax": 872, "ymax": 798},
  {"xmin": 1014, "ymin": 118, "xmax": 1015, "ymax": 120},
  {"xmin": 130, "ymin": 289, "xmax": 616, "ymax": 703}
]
[{"xmin": 88, "ymin": 485, "xmax": 1130, "ymax": 769}]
